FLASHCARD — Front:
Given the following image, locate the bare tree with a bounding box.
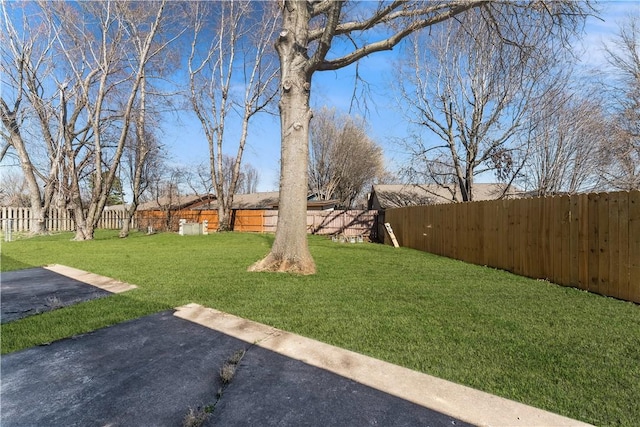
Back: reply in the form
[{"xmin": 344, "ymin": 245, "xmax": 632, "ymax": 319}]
[
  {"xmin": 0, "ymin": 170, "xmax": 31, "ymax": 206},
  {"xmin": 144, "ymin": 165, "xmax": 185, "ymax": 205},
  {"xmin": 184, "ymin": 156, "xmax": 260, "ymax": 198},
  {"xmin": 65, "ymin": 1, "xmax": 179, "ymax": 240},
  {"xmin": 144, "ymin": 166, "xmax": 189, "ymax": 232},
  {"xmin": 249, "ymin": 0, "xmax": 591, "ymax": 274},
  {"xmin": 600, "ymin": 13, "xmax": 640, "ymax": 190},
  {"xmin": 183, "ymin": 162, "xmax": 214, "ymax": 196},
  {"xmin": 119, "ymin": 121, "xmax": 165, "ymax": 238},
  {"xmin": 188, "ymin": 1, "xmax": 278, "ymax": 231},
  {"xmin": 2, "ymin": 1, "xmax": 183, "ymax": 239},
  {"xmin": 1, "ymin": 1, "xmax": 63, "ymax": 233},
  {"xmin": 519, "ymin": 86, "xmax": 608, "ymax": 195},
  {"xmin": 309, "ymin": 107, "xmax": 384, "ymax": 208},
  {"xmin": 237, "ymin": 162, "xmax": 260, "ymax": 194},
  {"xmin": 396, "ymin": 7, "xmax": 573, "ymax": 201},
  {"xmin": 117, "ymin": 3, "xmax": 180, "ymax": 238},
  {"xmin": 220, "ymin": 155, "xmax": 260, "ymax": 195}
]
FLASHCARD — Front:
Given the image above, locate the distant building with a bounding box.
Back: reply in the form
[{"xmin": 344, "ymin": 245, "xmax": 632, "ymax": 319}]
[
  {"xmin": 194, "ymin": 191, "xmax": 339, "ymax": 211},
  {"xmin": 135, "ymin": 191, "xmax": 340, "ymax": 233},
  {"xmin": 368, "ymin": 183, "xmax": 522, "ymax": 210},
  {"xmin": 136, "ymin": 194, "xmax": 217, "ymax": 211}
]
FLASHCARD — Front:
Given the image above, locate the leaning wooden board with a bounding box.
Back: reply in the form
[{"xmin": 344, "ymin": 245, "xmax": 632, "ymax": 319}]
[{"xmin": 384, "ymin": 223, "xmax": 399, "ymax": 248}]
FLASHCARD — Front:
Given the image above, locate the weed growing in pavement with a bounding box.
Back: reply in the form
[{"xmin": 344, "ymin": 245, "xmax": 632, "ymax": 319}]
[
  {"xmin": 182, "ymin": 349, "xmax": 247, "ymax": 427},
  {"xmin": 45, "ymin": 296, "xmax": 63, "ymax": 309},
  {"xmin": 182, "ymin": 406, "xmax": 209, "ymax": 427},
  {"xmin": 220, "ymin": 349, "xmax": 245, "ymax": 385}
]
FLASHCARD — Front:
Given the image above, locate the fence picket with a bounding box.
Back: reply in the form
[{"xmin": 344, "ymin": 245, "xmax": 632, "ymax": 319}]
[
  {"xmin": 541, "ymin": 197, "xmax": 551, "ymax": 281},
  {"xmin": 608, "ymin": 193, "xmax": 621, "ymax": 299},
  {"xmin": 577, "ymin": 194, "xmax": 590, "ymax": 290},
  {"xmin": 559, "ymin": 195, "xmax": 571, "ymax": 286},
  {"xmin": 629, "ymin": 191, "xmax": 640, "ymax": 302},
  {"xmin": 587, "ymin": 194, "xmax": 599, "ymax": 293},
  {"xmin": 615, "ymin": 193, "xmax": 628, "ymax": 300},
  {"xmin": 530, "ymin": 198, "xmax": 542, "ymax": 279},
  {"xmin": 569, "ymin": 195, "xmax": 579, "ymax": 287},
  {"xmin": 598, "ymin": 193, "xmax": 611, "ymax": 296}
]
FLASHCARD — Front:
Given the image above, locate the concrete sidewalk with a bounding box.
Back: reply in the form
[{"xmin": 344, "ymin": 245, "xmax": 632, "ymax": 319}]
[{"xmin": 0, "ymin": 266, "xmax": 592, "ymax": 426}]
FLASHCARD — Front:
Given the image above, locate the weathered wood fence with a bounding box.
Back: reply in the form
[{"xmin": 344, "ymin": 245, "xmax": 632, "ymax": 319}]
[
  {"xmin": 136, "ymin": 209, "xmax": 381, "ymax": 239},
  {"xmin": 1, "ymin": 206, "xmax": 380, "ymax": 239},
  {"xmin": 0, "ymin": 207, "xmax": 134, "ymax": 232},
  {"xmin": 384, "ymin": 191, "xmax": 640, "ymax": 303}
]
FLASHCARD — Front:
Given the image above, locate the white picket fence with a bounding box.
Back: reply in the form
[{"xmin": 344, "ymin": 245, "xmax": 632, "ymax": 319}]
[{"xmin": 0, "ymin": 206, "xmax": 135, "ymax": 232}]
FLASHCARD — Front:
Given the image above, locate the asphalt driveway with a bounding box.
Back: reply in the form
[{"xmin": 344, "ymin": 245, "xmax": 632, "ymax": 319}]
[{"xmin": 1, "ymin": 265, "xmax": 135, "ymax": 323}]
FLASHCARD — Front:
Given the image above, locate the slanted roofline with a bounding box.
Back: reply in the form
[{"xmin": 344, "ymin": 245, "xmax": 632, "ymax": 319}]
[{"xmin": 368, "ymin": 183, "xmax": 522, "ymax": 210}]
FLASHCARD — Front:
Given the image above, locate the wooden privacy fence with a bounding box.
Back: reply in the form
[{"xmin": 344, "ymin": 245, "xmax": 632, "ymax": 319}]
[
  {"xmin": 1, "ymin": 206, "xmax": 134, "ymax": 232},
  {"xmin": 384, "ymin": 191, "xmax": 640, "ymax": 304},
  {"xmin": 305, "ymin": 209, "xmax": 380, "ymax": 238},
  {"xmin": 135, "ymin": 209, "xmax": 271, "ymax": 233},
  {"xmin": 2, "ymin": 206, "xmax": 380, "ymax": 239},
  {"xmin": 136, "ymin": 209, "xmax": 380, "ymax": 239}
]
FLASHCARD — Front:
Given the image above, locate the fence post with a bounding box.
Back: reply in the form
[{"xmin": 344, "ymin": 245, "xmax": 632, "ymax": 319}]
[{"xmin": 4, "ymin": 219, "xmax": 13, "ymax": 241}]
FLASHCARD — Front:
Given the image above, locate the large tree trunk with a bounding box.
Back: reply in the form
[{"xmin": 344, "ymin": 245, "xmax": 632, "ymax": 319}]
[
  {"xmin": 119, "ymin": 207, "xmax": 133, "ymax": 238},
  {"xmin": 119, "ymin": 196, "xmax": 139, "ymax": 238},
  {"xmin": 249, "ymin": 82, "xmax": 315, "ymax": 274},
  {"xmin": 74, "ymin": 218, "xmax": 94, "ymax": 240},
  {"xmin": 11, "ymin": 133, "xmax": 47, "ymax": 234},
  {"xmin": 218, "ymin": 203, "xmax": 231, "ymax": 232},
  {"xmin": 249, "ymin": 3, "xmax": 315, "ymax": 274},
  {"xmin": 1, "ymin": 100, "xmax": 47, "ymax": 234}
]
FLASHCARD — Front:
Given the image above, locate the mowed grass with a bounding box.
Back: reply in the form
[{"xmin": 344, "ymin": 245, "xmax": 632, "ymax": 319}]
[{"xmin": 1, "ymin": 231, "xmax": 638, "ymax": 426}]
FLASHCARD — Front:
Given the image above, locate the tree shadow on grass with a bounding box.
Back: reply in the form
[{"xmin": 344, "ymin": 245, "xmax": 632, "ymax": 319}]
[
  {"xmin": 254, "ymin": 233, "xmax": 275, "ymax": 246},
  {"xmin": 0, "ymin": 255, "xmax": 37, "ymax": 273}
]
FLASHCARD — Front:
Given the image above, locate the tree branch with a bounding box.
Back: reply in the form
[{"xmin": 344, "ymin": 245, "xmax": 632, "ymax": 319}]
[
  {"xmin": 309, "ymin": 0, "xmax": 406, "ymax": 41},
  {"xmin": 306, "ymin": 0, "xmax": 343, "ymax": 74},
  {"xmin": 318, "ymin": 1, "xmax": 486, "ymax": 71}
]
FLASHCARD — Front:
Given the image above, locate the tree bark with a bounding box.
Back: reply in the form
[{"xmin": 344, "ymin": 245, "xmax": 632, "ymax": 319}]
[
  {"xmin": 0, "ymin": 100, "xmax": 46, "ymax": 234},
  {"xmin": 249, "ymin": 1, "xmax": 315, "ymax": 274},
  {"xmin": 249, "ymin": 83, "xmax": 315, "ymax": 273}
]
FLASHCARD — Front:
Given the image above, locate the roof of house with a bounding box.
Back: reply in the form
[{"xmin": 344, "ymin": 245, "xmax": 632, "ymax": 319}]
[
  {"xmin": 103, "ymin": 204, "xmax": 129, "ymax": 211},
  {"xmin": 370, "ymin": 183, "xmax": 521, "ymax": 209},
  {"xmin": 232, "ymin": 192, "xmax": 280, "ymax": 209},
  {"xmin": 138, "ymin": 191, "xmax": 341, "ymax": 211},
  {"xmin": 137, "ymin": 194, "xmax": 216, "ymax": 211},
  {"xmin": 193, "ymin": 192, "xmax": 279, "ymax": 210},
  {"xmin": 196, "ymin": 192, "xmax": 339, "ymax": 210}
]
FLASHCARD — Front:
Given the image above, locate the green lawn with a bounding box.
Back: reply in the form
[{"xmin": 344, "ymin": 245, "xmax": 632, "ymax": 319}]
[{"xmin": 1, "ymin": 231, "xmax": 638, "ymax": 426}]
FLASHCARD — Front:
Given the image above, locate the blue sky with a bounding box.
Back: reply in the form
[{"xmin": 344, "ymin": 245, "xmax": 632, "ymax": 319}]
[{"xmin": 164, "ymin": 1, "xmax": 638, "ymax": 193}]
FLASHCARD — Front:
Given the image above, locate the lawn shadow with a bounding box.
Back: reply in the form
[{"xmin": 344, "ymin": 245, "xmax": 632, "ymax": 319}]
[
  {"xmin": 0, "ymin": 255, "xmax": 37, "ymax": 273},
  {"xmin": 255, "ymin": 233, "xmax": 275, "ymax": 246}
]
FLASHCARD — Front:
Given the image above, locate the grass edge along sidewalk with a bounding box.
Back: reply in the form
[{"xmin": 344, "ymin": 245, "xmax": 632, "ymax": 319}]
[{"xmin": 1, "ymin": 231, "xmax": 639, "ymax": 426}]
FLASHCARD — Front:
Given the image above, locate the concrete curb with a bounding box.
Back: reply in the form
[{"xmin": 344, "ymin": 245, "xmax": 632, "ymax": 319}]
[
  {"xmin": 44, "ymin": 264, "xmax": 137, "ymax": 294},
  {"xmin": 175, "ymin": 303, "xmax": 593, "ymax": 427}
]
